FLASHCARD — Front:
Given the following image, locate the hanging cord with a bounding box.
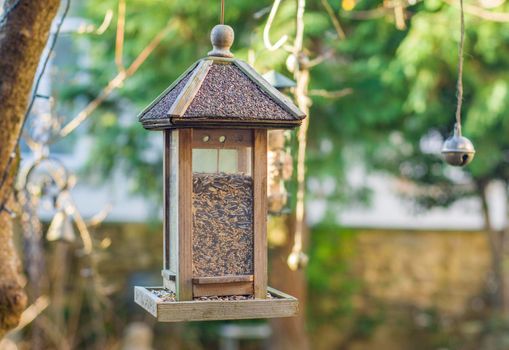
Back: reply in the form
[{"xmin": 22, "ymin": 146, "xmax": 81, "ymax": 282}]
[
  {"xmin": 287, "ymin": 0, "xmax": 309, "ymax": 271},
  {"xmin": 220, "ymin": 0, "xmax": 225, "ymax": 24},
  {"xmin": 455, "ymin": 0, "xmax": 465, "ymax": 134},
  {"xmin": 0, "ymin": 0, "xmax": 71, "ymax": 214}
]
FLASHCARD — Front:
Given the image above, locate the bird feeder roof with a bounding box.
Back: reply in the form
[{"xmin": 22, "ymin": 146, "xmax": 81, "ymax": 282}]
[{"xmin": 138, "ymin": 26, "xmax": 305, "ymax": 130}]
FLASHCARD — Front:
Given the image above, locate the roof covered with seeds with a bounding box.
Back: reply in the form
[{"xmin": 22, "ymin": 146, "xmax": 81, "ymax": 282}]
[{"xmin": 138, "ymin": 25, "xmax": 305, "ymax": 130}]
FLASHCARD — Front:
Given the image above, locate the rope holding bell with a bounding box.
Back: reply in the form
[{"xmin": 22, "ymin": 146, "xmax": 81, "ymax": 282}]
[{"xmin": 441, "ymin": 0, "xmax": 475, "ymax": 167}]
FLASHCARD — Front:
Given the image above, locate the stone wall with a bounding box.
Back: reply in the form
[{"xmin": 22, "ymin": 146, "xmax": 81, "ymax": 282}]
[
  {"xmin": 96, "ymin": 223, "xmax": 494, "ymax": 349},
  {"xmin": 354, "ymin": 229, "xmax": 491, "ymax": 315},
  {"xmin": 309, "ymin": 228, "xmax": 494, "ymax": 350}
]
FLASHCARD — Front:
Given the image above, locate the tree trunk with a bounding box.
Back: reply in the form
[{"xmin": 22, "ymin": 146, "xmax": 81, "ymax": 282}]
[
  {"xmin": 503, "ymin": 181, "xmax": 509, "ymax": 315},
  {"xmin": 269, "ymin": 215, "xmax": 310, "ymax": 350},
  {"xmin": 270, "ymin": 3, "xmax": 311, "ymax": 344},
  {"xmin": 478, "ymin": 180, "xmax": 504, "ymax": 311},
  {"xmin": 0, "ymin": 0, "xmax": 60, "ymax": 338}
]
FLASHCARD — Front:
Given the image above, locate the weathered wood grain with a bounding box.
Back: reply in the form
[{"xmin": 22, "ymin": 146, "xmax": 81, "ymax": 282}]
[
  {"xmin": 168, "ymin": 60, "xmax": 213, "ymax": 116},
  {"xmin": 178, "ymin": 129, "xmax": 193, "ymax": 300},
  {"xmin": 134, "ymin": 286, "xmax": 159, "ymax": 317},
  {"xmin": 193, "ymin": 282, "xmax": 253, "ymax": 297},
  {"xmin": 169, "ymin": 130, "xmax": 179, "ymax": 273},
  {"xmin": 253, "ymin": 130, "xmax": 268, "ymax": 298},
  {"xmin": 163, "ymin": 130, "xmax": 170, "ymax": 270},
  {"xmin": 192, "ymin": 275, "xmax": 253, "ymax": 284},
  {"xmin": 191, "ymin": 129, "xmax": 252, "ymax": 148},
  {"xmin": 134, "ymin": 286, "xmax": 298, "ymax": 322}
]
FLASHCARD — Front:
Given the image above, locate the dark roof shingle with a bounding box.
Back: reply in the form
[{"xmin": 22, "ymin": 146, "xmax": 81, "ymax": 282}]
[{"xmin": 138, "ymin": 58, "xmax": 305, "ymax": 130}]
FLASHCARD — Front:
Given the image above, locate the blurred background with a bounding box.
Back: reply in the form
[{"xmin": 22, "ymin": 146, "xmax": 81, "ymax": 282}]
[{"xmin": 1, "ymin": 0, "xmax": 509, "ymax": 349}]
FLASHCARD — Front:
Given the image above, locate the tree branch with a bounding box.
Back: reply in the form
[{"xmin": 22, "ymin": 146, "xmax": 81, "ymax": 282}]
[
  {"xmin": 442, "ymin": 0, "xmax": 509, "ymax": 22},
  {"xmin": 59, "ymin": 21, "xmax": 174, "ymax": 138},
  {"xmin": 309, "ymin": 88, "xmax": 353, "ymax": 99},
  {"xmin": 0, "ymin": 0, "xmax": 61, "ymax": 337},
  {"xmin": 320, "ymin": 0, "xmax": 346, "ymax": 40}
]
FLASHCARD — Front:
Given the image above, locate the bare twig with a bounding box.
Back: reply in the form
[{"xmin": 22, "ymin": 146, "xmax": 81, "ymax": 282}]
[
  {"xmin": 67, "ymin": 198, "xmax": 93, "ymax": 255},
  {"xmin": 291, "ymin": 0, "xmax": 307, "ymax": 266},
  {"xmin": 320, "ymin": 0, "xmax": 346, "ymax": 39},
  {"xmin": 294, "ymin": 0, "xmax": 305, "ymax": 54},
  {"xmin": 87, "ymin": 203, "xmax": 112, "ymax": 227},
  {"xmin": 95, "ymin": 10, "xmax": 113, "ymax": 35},
  {"xmin": 77, "ymin": 9, "xmax": 113, "ymax": 35},
  {"xmin": 306, "ymin": 50, "xmax": 335, "ymax": 67},
  {"xmin": 115, "ymin": 0, "xmax": 126, "ymax": 72},
  {"xmin": 394, "ymin": 3, "xmax": 407, "ymax": 30},
  {"xmin": 263, "ymin": 0, "xmax": 289, "ymax": 51},
  {"xmin": 342, "ymin": 7, "xmax": 389, "ymax": 20},
  {"xmin": 36, "ymin": 315, "xmax": 71, "ymax": 350},
  {"xmin": 10, "ymin": 296, "xmax": 50, "ymax": 332},
  {"xmin": 443, "ymin": 0, "xmax": 509, "ymax": 22},
  {"xmin": 59, "ymin": 21, "xmax": 173, "ymax": 137},
  {"xmin": 309, "ymin": 88, "xmax": 353, "ymax": 99}
]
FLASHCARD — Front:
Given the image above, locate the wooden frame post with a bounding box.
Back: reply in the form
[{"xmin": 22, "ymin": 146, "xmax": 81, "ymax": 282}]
[
  {"xmin": 253, "ymin": 129, "xmax": 268, "ymax": 298},
  {"xmin": 163, "ymin": 131, "xmax": 171, "ymax": 271},
  {"xmin": 178, "ymin": 128, "xmax": 193, "ymax": 300}
]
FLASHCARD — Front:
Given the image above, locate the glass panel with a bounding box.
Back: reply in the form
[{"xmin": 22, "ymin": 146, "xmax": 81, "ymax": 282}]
[
  {"xmin": 191, "ymin": 130, "xmax": 254, "ymax": 278},
  {"xmin": 192, "ymin": 149, "xmax": 218, "ymax": 173},
  {"xmin": 192, "ymin": 148, "xmax": 252, "ymax": 175},
  {"xmin": 218, "ymin": 149, "xmax": 238, "ymax": 173}
]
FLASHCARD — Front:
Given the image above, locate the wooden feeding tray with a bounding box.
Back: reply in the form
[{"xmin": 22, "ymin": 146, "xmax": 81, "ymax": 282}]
[{"xmin": 134, "ymin": 286, "xmax": 298, "ymax": 322}]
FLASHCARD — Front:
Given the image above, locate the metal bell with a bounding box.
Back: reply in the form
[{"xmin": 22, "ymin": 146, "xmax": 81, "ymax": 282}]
[
  {"xmin": 441, "ymin": 123, "xmax": 475, "ymax": 167},
  {"xmin": 46, "ymin": 209, "xmax": 76, "ymax": 243}
]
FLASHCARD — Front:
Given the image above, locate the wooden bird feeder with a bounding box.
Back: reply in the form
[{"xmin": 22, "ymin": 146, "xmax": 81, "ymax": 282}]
[{"xmin": 134, "ymin": 24, "xmax": 306, "ymax": 322}]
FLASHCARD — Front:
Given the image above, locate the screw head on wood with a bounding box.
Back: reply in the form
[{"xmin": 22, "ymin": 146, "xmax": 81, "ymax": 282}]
[{"xmin": 208, "ymin": 24, "xmax": 234, "ymax": 58}]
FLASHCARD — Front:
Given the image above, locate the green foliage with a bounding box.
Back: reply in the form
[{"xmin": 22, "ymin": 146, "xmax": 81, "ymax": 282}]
[
  {"xmin": 310, "ymin": 0, "xmax": 509, "ymax": 209},
  {"xmin": 60, "ymin": 0, "xmax": 509, "ymax": 215},
  {"xmin": 63, "ymin": 1, "xmax": 271, "ymax": 202},
  {"xmin": 55, "ymin": 1, "xmax": 509, "ymax": 346},
  {"xmin": 307, "ymin": 224, "xmax": 362, "ymax": 329}
]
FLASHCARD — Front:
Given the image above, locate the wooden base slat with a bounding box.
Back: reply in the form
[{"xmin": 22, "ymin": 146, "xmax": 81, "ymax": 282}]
[
  {"xmin": 134, "ymin": 286, "xmax": 298, "ymax": 322},
  {"xmin": 193, "ymin": 281, "xmax": 253, "ymax": 297},
  {"xmin": 192, "ymin": 275, "xmax": 253, "ymax": 284}
]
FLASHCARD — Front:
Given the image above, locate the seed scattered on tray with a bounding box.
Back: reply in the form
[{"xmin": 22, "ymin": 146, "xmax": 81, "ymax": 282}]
[
  {"xmin": 192, "ymin": 172, "xmax": 254, "ymax": 277},
  {"xmin": 150, "ymin": 289, "xmax": 275, "ymax": 302},
  {"xmin": 152, "ymin": 289, "xmax": 176, "ymax": 302},
  {"xmin": 195, "ymin": 293, "xmax": 273, "ymax": 301}
]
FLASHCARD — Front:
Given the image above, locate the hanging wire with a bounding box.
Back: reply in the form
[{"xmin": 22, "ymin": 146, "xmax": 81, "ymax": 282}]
[
  {"xmin": 0, "ymin": 0, "xmax": 71, "ymax": 214},
  {"xmin": 115, "ymin": 0, "xmax": 126, "ymax": 72},
  {"xmin": 455, "ymin": 0, "xmax": 465, "ymax": 133},
  {"xmin": 220, "ymin": 0, "xmax": 225, "ymax": 24}
]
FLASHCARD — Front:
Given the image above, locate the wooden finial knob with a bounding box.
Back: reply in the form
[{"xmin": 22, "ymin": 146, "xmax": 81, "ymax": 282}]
[{"xmin": 208, "ymin": 24, "xmax": 234, "ymax": 58}]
